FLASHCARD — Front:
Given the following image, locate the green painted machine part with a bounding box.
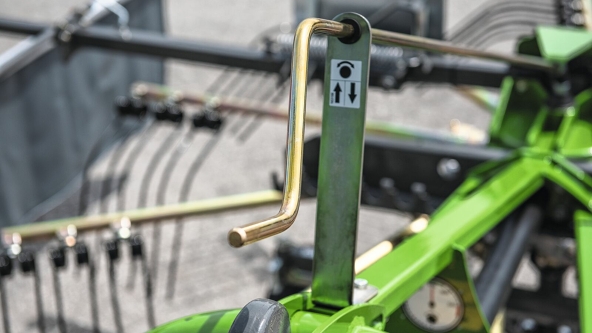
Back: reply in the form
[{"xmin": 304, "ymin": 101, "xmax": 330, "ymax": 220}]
[
  {"xmin": 386, "ymin": 249, "xmax": 489, "ymax": 333},
  {"xmin": 149, "ymin": 17, "xmax": 592, "ymax": 333},
  {"xmin": 575, "ymin": 211, "xmax": 592, "ymax": 333},
  {"xmin": 312, "ymin": 12, "xmax": 372, "ymax": 309}
]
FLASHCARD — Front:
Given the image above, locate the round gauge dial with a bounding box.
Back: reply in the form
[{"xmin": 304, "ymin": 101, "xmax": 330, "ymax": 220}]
[{"xmin": 403, "ymin": 278, "xmax": 464, "ymax": 332}]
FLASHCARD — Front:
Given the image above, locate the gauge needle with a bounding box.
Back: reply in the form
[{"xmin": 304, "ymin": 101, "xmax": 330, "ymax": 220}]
[{"xmin": 430, "ymin": 285, "xmax": 435, "ymax": 308}]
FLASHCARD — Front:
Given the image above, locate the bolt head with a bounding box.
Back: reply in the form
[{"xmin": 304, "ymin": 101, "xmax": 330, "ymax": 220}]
[
  {"xmin": 437, "ymin": 158, "xmax": 461, "ymax": 180},
  {"xmin": 354, "ymin": 278, "xmax": 368, "ymax": 290},
  {"xmin": 520, "ymin": 318, "xmax": 537, "ymax": 332},
  {"xmin": 558, "ymin": 325, "xmax": 572, "ymax": 333}
]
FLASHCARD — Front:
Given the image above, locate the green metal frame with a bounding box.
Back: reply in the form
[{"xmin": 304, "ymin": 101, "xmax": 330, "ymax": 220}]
[{"xmin": 149, "ymin": 22, "xmax": 592, "ymax": 333}]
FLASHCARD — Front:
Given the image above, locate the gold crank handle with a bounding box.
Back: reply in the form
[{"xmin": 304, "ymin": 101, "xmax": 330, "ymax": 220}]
[{"xmin": 227, "ymin": 18, "xmax": 354, "ymax": 248}]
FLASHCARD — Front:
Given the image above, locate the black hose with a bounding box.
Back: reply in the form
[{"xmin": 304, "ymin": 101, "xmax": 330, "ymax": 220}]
[{"xmin": 475, "ymin": 204, "xmax": 542, "ymax": 324}]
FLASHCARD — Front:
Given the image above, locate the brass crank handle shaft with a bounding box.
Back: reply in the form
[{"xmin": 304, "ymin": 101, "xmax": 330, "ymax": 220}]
[
  {"xmin": 227, "ymin": 18, "xmax": 353, "ymax": 248},
  {"xmin": 227, "ymin": 17, "xmax": 558, "ymax": 248}
]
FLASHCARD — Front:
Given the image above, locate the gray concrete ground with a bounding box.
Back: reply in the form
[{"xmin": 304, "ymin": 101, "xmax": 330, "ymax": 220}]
[{"xmin": 0, "ymin": 1, "xmax": 560, "ymax": 332}]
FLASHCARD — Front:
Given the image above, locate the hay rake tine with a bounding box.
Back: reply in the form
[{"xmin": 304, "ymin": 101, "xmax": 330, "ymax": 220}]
[
  {"xmin": 236, "ymin": 60, "xmax": 309, "ymax": 143},
  {"xmin": 31, "ymin": 261, "xmax": 45, "ymax": 333},
  {"xmin": 108, "ymin": 259, "xmax": 124, "ymax": 333},
  {"xmin": 16, "ymin": 250, "xmax": 46, "ymax": 333},
  {"xmin": 134, "ymin": 65, "xmax": 241, "ymax": 323},
  {"xmin": 206, "ymin": 68, "xmax": 239, "ymax": 94},
  {"xmin": 164, "ymin": 131, "xmax": 224, "ymax": 300},
  {"xmin": 469, "ymin": 22, "xmax": 553, "ymax": 48},
  {"xmin": 105, "ymin": 239, "xmax": 124, "ymax": 333},
  {"xmin": 88, "ymin": 259, "xmax": 100, "ymax": 333},
  {"xmin": 126, "ymin": 234, "xmax": 155, "ymax": 330},
  {"xmin": 149, "ymin": 127, "xmax": 195, "ymax": 284},
  {"xmin": 78, "ymin": 119, "xmax": 122, "ymax": 216},
  {"xmin": 162, "ymin": 65, "xmax": 262, "ymax": 300},
  {"xmin": 149, "ymin": 69, "xmax": 257, "ymax": 284},
  {"xmin": 226, "ymin": 71, "xmax": 263, "ymax": 133},
  {"xmin": 115, "ymin": 124, "xmax": 159, "ymax": 290},
  {"xmin": 0, "ymin": 274, "xmax": 10, "ymax": 333},
  {"xmin": 139, "ymin": 245, "xmax": 155, "ymax": 329},
  {"xmin": 99, "ymin": 125, "xmax": 138, "ymax": 215},
  {"xmin": 117, "ymin": 122, "xmax": 157, "ymax": 213},
  {"xmin": 136, "ymin": 126, "xmax": 182, "ymax": 209},
  {"xmin": 446, "ymin": 1, "xmax": 555, "ymax": 42},
  {"xmin": 237, "ymin": 72, "xmax": 273, "ymax": 100},
  {"xmin": 125, "ymin": 255, "xmax": 139, "ymax": 291},
  {"xmin": 83, "ymin": 124, "xmax": 137, "ymax": 282},
  {"xmin": 237, "ymin": 75, "xmax": 290, "ymax": 143},
  {"xmin": 67, "ymin": 238, "xmax": 100, "ymax": 333},
  {"xmin": 49, "ymin": 249, "xmax": 66, "ymax": 333}
]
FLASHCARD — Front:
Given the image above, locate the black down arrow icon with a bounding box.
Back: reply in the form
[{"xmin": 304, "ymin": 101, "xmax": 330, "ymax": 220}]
[{"xmin": 348, "ymin": 82, "xmax": 357, "ymax": 103}]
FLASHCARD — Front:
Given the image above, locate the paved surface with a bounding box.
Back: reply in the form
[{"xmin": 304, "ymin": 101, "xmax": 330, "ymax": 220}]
[{"xmin": 0, "ymin": 1, "xmax": 559, "ymax": 332}]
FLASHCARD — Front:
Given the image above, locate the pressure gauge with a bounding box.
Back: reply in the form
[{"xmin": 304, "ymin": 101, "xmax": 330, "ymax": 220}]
[{"xmin": 403, "ymin": 278, "xmax": 464, "ymax": 332}]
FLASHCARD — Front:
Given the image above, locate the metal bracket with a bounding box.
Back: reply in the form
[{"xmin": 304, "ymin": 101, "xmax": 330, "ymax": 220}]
[
  {"xmin": 352, "ymin": 278, "xmax": 379, "ymax": 305},
  {"xmin": 311, "ymin": 12, "xmax": 372, "ymax": 309}
]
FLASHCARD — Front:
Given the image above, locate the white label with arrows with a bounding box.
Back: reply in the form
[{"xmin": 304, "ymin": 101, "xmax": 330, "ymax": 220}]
[{"xmin": 329, "ymin": 59, "xmax": 362, "ymax": 109}]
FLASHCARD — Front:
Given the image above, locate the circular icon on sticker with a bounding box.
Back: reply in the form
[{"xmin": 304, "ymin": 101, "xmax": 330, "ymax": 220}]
[
  {"xmin": 340, "ymin": 66, "xmax": 351, "ymax": 78},
  {"xmin": 337, "ymin": 61, "xmax": 354, "ymax": 79}
]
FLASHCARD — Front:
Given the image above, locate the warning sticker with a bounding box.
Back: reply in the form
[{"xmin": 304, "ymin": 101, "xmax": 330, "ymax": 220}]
[{"xmin": 329, "ymin": 59, "xmax": 362, "ymax": 109}]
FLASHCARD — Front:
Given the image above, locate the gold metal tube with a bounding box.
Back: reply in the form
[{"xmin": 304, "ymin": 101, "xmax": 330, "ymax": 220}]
[
  {"xmin": 582, "ymin": 0, "xmax": 592, "ymax": 31},
  {"xmin": 371, "ymin": 29, "xmax": 558, "ymax": 74},
  {"xmin": 227, "ymin": 19, "xmax": 354, "ymax": 248},
  {"xmin": 3, "ymin": 190, "xmax": 282, "ymax": 242}
]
